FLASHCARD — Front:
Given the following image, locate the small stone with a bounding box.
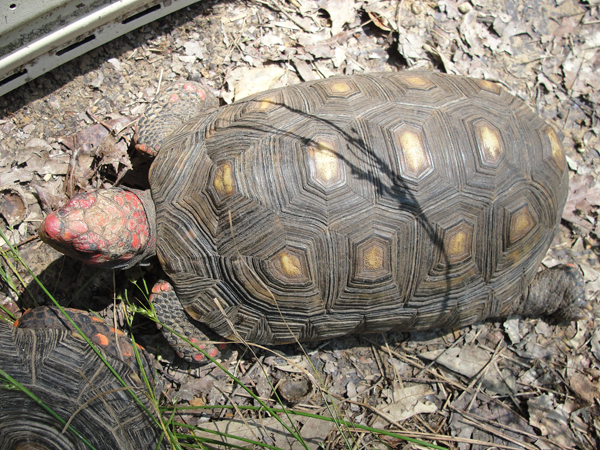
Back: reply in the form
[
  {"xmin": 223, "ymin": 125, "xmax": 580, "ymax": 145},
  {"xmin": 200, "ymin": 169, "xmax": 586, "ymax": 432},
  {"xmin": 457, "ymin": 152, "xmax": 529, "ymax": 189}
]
[
  {"xmin": 184, "ymin": 41, "xmax": 205, "ymax": 60},
  {"xmin": 411, "ymin": 1, "xmax": 423, "ymax": 14},
  {"xmin": 89, "ymin": 72, "xmax": 104, "ymax": 89},
  {"xmin": 47, "ymin": 96, "xmax": 61, "ymax": 110},
  {"xmin": 504, "ymin": 317, "xmax": 520, "ymax": 345},
  {"xmin": 107, "ymin": 58, "xmax": 123, "ymax": 72},
  {"xmin": 458, "ymin": 3, "xmax": 472, "ymax": 13}
]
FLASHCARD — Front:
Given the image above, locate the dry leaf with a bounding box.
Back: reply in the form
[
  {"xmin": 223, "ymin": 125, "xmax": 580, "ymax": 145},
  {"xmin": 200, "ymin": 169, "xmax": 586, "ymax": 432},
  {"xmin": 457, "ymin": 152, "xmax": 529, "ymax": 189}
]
[
  {"xmin": 528, "ymin": 394, "xmax": 578, "ymax": 447},
  {"xmin": 232, "ymin": 66, "xmax": 288, "ymax": 100},
  {"xmin": 569, "ymin": 372, "xmax": 597, "ymax": 403},
  {"xmin": 321, "ymin": 0, "xmax": 356, "ymax": 35},
  {"xmin": 380, "ymin": 384, "xmax": 438, "ymax": 422}
]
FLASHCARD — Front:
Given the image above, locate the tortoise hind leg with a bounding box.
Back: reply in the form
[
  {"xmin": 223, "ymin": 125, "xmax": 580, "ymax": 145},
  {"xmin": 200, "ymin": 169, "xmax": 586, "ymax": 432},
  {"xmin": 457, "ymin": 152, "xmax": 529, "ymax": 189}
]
[
  {"xmin": 150, "ymin": 281, "xmax": 226, "ymax": 363},
  {"xmin": 516, "ymin": 264, "xmax": 587, "ymax": 321}
]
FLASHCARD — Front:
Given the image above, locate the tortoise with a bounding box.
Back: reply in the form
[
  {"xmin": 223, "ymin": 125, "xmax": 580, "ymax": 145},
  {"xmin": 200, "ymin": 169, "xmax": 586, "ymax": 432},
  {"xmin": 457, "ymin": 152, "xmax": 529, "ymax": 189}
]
[
  {"xmin": 0, "ymin": 307, "xmax": 166, "ymax": 449},
  {"xmin": 39, "ymin": 71, "xmax": 586, "ymax": 363}
]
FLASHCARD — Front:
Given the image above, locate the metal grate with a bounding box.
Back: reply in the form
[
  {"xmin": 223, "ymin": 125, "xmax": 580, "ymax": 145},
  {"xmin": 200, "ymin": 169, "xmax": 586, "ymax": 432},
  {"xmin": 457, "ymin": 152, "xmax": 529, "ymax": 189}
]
[{"xmin": 0, "ymin": 0, "xmax": 201, "ymax": 97}]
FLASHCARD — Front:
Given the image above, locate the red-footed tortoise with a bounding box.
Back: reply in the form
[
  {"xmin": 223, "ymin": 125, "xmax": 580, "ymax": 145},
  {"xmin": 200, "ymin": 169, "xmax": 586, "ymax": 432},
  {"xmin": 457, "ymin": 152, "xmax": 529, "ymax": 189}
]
[
  {"xmin": 0, "ymin": 307, "xmax": 166, "ymax": 449},
  {"xmin": 39, "ymin": 71, "xmax": 586, "ymax": 363}
]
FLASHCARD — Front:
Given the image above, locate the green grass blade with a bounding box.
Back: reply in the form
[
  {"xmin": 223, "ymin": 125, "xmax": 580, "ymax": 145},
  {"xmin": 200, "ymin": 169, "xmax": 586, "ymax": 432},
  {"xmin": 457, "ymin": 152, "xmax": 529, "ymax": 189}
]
[{"xmin": 170, "ymin": 405, "xmax": 449, "ymax": 450}]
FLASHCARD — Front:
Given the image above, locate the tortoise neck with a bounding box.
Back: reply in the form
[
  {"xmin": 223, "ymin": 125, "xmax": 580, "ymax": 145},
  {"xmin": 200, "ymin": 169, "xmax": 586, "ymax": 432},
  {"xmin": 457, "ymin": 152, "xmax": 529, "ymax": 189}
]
[{"xmin": 123, "ymin": 187, "xmax": 157, "ymax": 269}]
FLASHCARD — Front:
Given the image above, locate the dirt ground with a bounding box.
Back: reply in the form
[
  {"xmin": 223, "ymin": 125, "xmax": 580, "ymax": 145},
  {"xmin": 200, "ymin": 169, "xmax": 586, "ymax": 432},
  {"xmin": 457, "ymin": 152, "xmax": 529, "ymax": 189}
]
[{"xmin": 1, "ymin": 0, "xmax": 599, "ymax": 448}]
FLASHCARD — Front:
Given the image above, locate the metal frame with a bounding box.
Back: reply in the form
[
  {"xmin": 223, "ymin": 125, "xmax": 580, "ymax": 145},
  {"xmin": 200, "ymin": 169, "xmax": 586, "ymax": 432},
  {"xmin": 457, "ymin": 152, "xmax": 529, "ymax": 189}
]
[{"xmin": 0, "ymin": 0, "xmax": 201, "ymax": 97}]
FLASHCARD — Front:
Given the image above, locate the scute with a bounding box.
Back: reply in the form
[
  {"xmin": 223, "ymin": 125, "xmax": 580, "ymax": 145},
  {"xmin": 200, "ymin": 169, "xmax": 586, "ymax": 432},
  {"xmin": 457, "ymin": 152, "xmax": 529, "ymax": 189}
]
[{"xmin": 150, "ymin": 71, "xmax": 568, "ymax": 345}]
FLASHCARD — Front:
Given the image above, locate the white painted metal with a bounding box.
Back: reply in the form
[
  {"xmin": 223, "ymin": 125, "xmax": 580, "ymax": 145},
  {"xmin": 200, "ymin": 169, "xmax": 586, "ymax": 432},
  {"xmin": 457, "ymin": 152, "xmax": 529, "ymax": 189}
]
[{"xmin": 0, "ymin": 0, "xmax": 201, "ymax": 97}]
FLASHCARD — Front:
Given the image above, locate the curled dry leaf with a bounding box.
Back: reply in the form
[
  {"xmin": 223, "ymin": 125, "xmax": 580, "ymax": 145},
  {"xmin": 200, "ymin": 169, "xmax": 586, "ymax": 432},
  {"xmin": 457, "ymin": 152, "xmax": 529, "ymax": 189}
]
[
  {"xmin": 363, "ymin": 0, "xmax": 398, "ymax": 32},
  {"xmin": 277, "ymin": 375, "xmax": 311, "ymax": 403},
  {"xmin": 0, "ymin": 186, "xmax": 28, "ymax": 227}
]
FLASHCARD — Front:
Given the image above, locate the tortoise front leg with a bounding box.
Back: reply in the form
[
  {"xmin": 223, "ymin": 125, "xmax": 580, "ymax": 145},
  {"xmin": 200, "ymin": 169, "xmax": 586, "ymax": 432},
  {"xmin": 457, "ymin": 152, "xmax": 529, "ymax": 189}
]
[
  {"xmin": 150, "ymin": 281, "xmax": 227, "ymax": 363},
  {"xmin": 135, "ymin": 81, "xmax": 218, "ymax": 157}
]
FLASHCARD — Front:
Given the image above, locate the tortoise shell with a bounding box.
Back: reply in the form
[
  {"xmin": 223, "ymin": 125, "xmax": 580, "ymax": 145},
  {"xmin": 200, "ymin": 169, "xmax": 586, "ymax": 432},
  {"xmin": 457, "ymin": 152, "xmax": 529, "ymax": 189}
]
[
  {"xmin": 0, "ymin": 314, "xmax": 165, "ymax": 449},
  {"xmin": 149, "ymin": 71, "xmax": 567, "ymax": 344}
]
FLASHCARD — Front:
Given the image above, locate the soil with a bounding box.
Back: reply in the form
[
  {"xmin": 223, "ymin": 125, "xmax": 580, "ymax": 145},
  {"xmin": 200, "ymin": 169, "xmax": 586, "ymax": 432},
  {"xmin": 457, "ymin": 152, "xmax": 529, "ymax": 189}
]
[{"xmin": 1, "ymin": 0, "xmax": 599, "ymax": 448}]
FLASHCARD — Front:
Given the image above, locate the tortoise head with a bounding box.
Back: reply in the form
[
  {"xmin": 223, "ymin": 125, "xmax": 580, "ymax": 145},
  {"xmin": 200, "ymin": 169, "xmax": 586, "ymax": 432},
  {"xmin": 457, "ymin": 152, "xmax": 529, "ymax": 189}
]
[{"xmin": 39, "ymin": 188, "xmax": 156, "ymax": 269}]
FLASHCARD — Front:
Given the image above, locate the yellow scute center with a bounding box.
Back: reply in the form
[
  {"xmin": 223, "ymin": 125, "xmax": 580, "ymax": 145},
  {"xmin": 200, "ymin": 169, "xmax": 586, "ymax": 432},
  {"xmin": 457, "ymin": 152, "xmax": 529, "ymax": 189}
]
[
  {"xmin": 313, "ymin": 142, "xmax": 339, "ymax": 181},
  {"xmin": 279, "ymin": 252, "xmax": 304, "ymax": 277},
  {"xmin": 407, "ymin": 76, "xmax": 428, "ymax": 87},
  {"xmin": 213, "ymin": 163, "xmax": 234, "ymax": 196},
  {"xmin": 510, "ymin": 206, "xmax": 535, "ymax": 243},
  {"xmin": 480, "ymin": 125, "xmax": 501, "ymax": 159},
  {"xmin": 400, "ymin": 131, "xmax": 427, "ymax": 172},
  {"xmin": 259, "ymin": 97, "xmax": 275, "ymax": 110},
  {"xmin": 546, "ymin": 129, "xmax": 565, "ymax": 170},
  {"xmin": 514, "ymin": 214, "xmax": 532, "ymax": 235},
  {"xmin": 331, "ymin": 81, "xmax": 351, "ymax": 93},
  {"xmin": 446, "ymin": 230, "xmax": 467, "ymax": 256},
  {"xmin": 364, "ymin": 245, "xmax": 384, "ymax": 271}
]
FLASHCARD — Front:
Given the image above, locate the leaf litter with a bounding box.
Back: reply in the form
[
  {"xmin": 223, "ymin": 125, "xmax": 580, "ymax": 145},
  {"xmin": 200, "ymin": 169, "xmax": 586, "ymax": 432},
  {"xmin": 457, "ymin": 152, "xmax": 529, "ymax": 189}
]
[{"xmin": 0, "ymin": 0, "xmax": 600, "ymax": 448}]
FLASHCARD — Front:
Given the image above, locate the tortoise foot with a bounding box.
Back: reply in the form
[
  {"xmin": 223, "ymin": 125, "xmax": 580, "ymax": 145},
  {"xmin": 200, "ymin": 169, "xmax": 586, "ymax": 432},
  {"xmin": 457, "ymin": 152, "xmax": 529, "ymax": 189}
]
[
  {"xmin": 150, "ymin": 281, "xmax": 227, "ymax": 363},
  {"xmin": 521, "ymin": 264, "xmax": 588, "ymax": 322},
  {"xmin": 135, "ymin": 81, "xmax": 219, "ymax": 157}
]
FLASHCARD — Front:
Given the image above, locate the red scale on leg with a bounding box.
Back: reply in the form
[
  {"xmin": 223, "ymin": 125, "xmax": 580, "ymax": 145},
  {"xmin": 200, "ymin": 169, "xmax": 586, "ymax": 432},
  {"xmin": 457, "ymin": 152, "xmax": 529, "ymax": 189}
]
[
  {"xmin": 75, "ymin": 195, "xmax": 96, "ymax": 209},
  {"xmin": 152, "ymin": 281, "xmax": 172, "ymax": 294},
  {"xmin": 61, "ymin": 228, "xmax": 78, "ymax": 242},
  {"xmin": 87, "ymin": 232, "xmax": 99, "ymax": 243},
  {"xmin": 41, "ymin": 214, "xmax": 62, "ymax": 240},
  {"xmin": 121, "ymin": 252, "xmax": 134, "ymax": 261},
  {"xmin": 129, "ymin": 195, "xmax": 139, "ymax": 208},
  {"xmin": 94, "ymin": 333, "xmax": 109, "ymax": 347},
  {"xmin": 183, "ymin": 83, "xmax": 196, "ymax": 92},
  {"xmin": 66, "ymin": 209, "xmax": 85, "ymax": 222}
]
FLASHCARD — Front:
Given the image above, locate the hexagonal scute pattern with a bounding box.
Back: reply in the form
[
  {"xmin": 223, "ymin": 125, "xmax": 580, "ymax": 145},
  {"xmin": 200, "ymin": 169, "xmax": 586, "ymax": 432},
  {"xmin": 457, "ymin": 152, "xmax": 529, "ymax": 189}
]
[{"xmin": 150, "ymin": 71, "xmax": 568, "ymax": 345}]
